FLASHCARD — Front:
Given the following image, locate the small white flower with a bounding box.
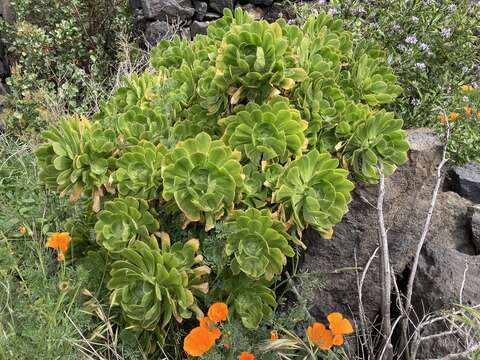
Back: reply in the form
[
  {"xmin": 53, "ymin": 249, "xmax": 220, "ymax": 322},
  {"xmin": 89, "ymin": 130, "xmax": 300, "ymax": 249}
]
[
  {"xmin": 463, "ymin": 96, "xmax": 469, "ymax": 102},
  {"xmin": 411, "ymin": 16, "xmax": 419, "ymax": 23},
  {"xmin": 328, "ymin": 7, "xmax": 337, "ymax": 16},
  {"xmin": 405, "ymin": 36, "xmax": 418, "ymax": 44},
  {"xmin": 441, "ymin": 28, "xmax": 452, "ymax": 38},
  {"xmin": 412, "ymin": 98, "xmax": 421, "ymax": 106},
  {"xmin": 415, "ymin": 62, "xmax": 426, "ymax": 71},
  {"xmin": 448, "ymin": 4, "xmax": 457, "ymax": 12},
  {"xmin": 419, "ymin": 43, "xmax": 429, "ymax": 51}
]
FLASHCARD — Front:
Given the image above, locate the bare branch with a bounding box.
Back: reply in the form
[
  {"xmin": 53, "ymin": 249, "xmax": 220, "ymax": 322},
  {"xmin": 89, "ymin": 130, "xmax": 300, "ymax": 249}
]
[{"xmin": 376, "ymin": 167, "xmax": 393, "ymax": 360}]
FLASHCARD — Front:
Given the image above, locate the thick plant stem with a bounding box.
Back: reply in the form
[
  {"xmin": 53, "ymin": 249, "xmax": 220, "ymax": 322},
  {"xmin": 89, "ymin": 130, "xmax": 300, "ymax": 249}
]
[
  {"xmin": 377, "ymin": 168, "xmax": 393, "ymax": 360},
  {"xmin": 401, "ymin": 123, "xmax": 450, "ymax": 358}
]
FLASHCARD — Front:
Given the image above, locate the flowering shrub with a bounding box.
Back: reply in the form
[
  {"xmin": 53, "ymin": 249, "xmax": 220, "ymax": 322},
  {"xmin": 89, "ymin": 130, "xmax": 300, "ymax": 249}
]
[
  {"xmin": 35, "ymin": 8, "xmax": 406, "ymax": 356},
  {"xmin": 436, "ymin": 86, "xmax": 480, "ymax": 164},
  {"xmin": 329, "ymin": 0, "xmax": 480, "ymax": 129}
]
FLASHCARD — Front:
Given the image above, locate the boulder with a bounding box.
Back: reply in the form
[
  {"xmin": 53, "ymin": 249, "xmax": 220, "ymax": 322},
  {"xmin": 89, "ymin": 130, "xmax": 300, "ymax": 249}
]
[
  {"xmin": 190, "ymin": 21, "xmax": 208, "ymax": 37},
  {"xmin": 208, "ymin": 0, "xmax": 234, "ymax": 14},
  {"xmin": 413, "ymin": 242, "xmax": 480, "ymax": 358},
  {"xmin": 450, "ymin": 162, "xmax": 480, "ymax": 204},
  {"xmin": 469, "ymin": 205, "xmax": 480, "ymax": 253},
  {"xmin": 141, "ymin": 0, "xmax": 195, "ymax": 20},
  {"xmin": 145, "ymin": 20, "xmax": 174, "ymax": 46},
  {"xmin": 193, "ymin": 0, "xmax": 208, "ymax": 21},
  {"xmin": 297, "ymin": 128, "xmax": 477, "ymax": 324}
]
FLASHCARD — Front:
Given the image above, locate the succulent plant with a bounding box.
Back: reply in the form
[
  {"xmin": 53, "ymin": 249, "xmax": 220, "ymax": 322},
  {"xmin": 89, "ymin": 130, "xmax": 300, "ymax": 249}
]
[
  {"xmin": 224, "ymin": 272, "xmax": 276, "ymax": 329},
  {"xmin": 113, "ymin": 141, "xmax": 167, "ymax": 200},
  {"xmin": 161, "ymin": 132, "xmax": 244, "ymax": 230},
  {"xmin": 36, "ymin": 116, "xmax": 116, "ymax": 204},
  {"xmin": 343, "ymin": 110, "xmax": 409, "ymax": 183},
  {"xmin": 108, "ymin": 235, "xmax": 209, "ymax": 339},
  {"xmin": 346, "ymin": 46, "xmax": 402, "ymax": 106},
  {"xmin": 114, "ymin": 106, "xmax": 170, "ymax": 146},
  {"xmin": 213, "ymin": 15, "xmax": 307, "ymax": 105},
  {"xmin": 95, "ymin": 196, "xmax": 159, "ymax": 252},
  {"xmin": 207, "ymin": 8, "xmax": 252, "ymax": 42},
  {"xmin": 221, "ymin": 97, "xmax": 308, "ymax": 164},
  {"xmin": 274, "ymin": 150, "xmax": 354, "ymax": 238},
  {"xmin": 225, "ymin": 208, "xmax": 294, "ymax": 280}
]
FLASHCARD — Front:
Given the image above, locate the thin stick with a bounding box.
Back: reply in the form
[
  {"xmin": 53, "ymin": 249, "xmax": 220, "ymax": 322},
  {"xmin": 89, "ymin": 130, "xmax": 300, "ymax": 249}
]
[
  {"xmin": 402, "ymin": 122, "xmax": 450, "ymax": 356},
  {"xmin": 376, "ymin": 167, "xmax": 393, "ymax": 360},
  {"xmin": 357, "ymin": 247, "xmax": 379, "ymax": 359}
]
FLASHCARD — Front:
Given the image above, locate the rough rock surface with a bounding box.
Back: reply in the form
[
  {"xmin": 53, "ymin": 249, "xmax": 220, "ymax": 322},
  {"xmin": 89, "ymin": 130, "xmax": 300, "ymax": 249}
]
[
  {"xmin": 142, "ymin": 0, "xmax": 195, "ymax": 20},
  {"xmin": 413, "ymin": 241, "xmax": 479, "ymax": 357},
  {"xmin": 297, "ymin": 128, "xmax": 479, "ymax": 358},
  {"xmin": 129, "ymin": 0, "xmax": 296, "ymax": 45},
  {"xmin": 450, "ymin": 162, "xmax": 480, "ymax": 204},
  {"xmin": 208, "ymin": 0, "xmax": 235, "ymax": 14},
  {"xmin": 470, "ymin": 205, "xmax": 480, "ymax": 253}
]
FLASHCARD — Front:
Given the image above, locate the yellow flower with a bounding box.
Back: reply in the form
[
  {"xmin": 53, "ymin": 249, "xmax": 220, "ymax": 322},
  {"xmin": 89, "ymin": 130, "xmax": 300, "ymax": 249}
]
[
  {"xmin": 438, "ymin": 114, "xmax": 448, "ymax": 124},
  {"xmin": 461, "ymin": 84, "xmax": 474, "ymax": 92},
  {"xmin": 477, "ymin": 111, "xmax": 480, "ymax": 120},
  {"xmin": 449, "ymin": 112, "xmax": 459, "ymax": 121},
  {"xmin": 19, "ymin": 226, "xmax": 27, "ymax": 235},
  {"xmin": 464, "ymin": 106, "xmax": 473, "ymax": 116}
]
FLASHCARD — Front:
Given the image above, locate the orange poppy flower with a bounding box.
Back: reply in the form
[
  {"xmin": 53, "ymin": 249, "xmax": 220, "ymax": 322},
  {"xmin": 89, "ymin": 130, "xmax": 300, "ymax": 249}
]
[
  {"xmin": 327, "ymin": 313, "xmax": 353, "ymax": 346},
  {"xmin": 19, "ymin": 226, "xmax": 27, "ymax": 235},
  {"xmin": 199, "ymin": 316, "xmax": 221, "ymax": 340},
  {"xmin": 184, "ymin": 326, "xmax": 217, "ymax": 357},
  {"xmin": 464, "ymin": 106, "xmax": 473, "ymax": 116},
  {"xmin": 47, "ymin": 232, "xmax": 71, "ymax": 261},
  {"xmin": 239, "ymin": 352, "xmax": 255, "ymax": 360},
  {"xmin": 477, "ymin": 111, "xmax": 480, "ymax": 120},
  {"xmin": 270, "ymin": 330, "xmax": 279, "ymax": 340},
  {"xmin": 307, "ymin": 323, "xmax": 333, "ymax": 350},
  {"xmin": 438, "ymin": 114, "xmax": 448, "ymax": 124},
  {"xmin": 208, "ymin": 302, "xmax": 228, "ymax": 322},
  {"xmin": 449, "ymin": 112, "xmax": 459, "ymax": 121},
  {"xmin": 47, "ymin": 232, "xmax": 71, "ymax": 253}
]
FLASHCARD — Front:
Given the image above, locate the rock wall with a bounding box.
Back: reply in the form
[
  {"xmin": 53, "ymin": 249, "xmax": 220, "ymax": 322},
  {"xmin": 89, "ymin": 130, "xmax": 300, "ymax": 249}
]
[
  {"xmin": 0, "ymin": 0, "xmax": 12, "ymax": 96},
  {"xmin": 298, "ymin": 128, "xmax": 480, "ymax": 357},
  {"xmin": 128, "ymin": 0, "xmax": 291, "ymax": 46}
]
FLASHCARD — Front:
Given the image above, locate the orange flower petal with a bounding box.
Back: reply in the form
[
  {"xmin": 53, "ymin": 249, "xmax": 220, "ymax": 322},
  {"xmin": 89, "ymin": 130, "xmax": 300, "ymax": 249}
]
[
  {"xmin": 332, "ymin": 333, "xmax": 344, "ymax": 346},
  {"xmin": 239, "ymin": 352, "xmax": 255, "ymax": 360},
  {"xmin": 270, "ymin": 330, "xmax": 279, "ymax": 340},
  {"xmin": 19, "ymin": 226, "xmax": 27, "ymax": 235},
  {"xmin": 199, "ymin": 317, "xmax": 221, "ymax": 340},
  {"xmin": 307, "ymin": 323, "xmax": 334, "ymax": 350},
  {"xmin": 328, "ymin": 312, "xmax": 354, "ymax": 336},
  {"xmin": 449, "ymin": 112, "xmax": 459, "ymax": 121},
  {"xmin": 47, "ymin": 232, "xmax": 71, "ymax": 253},
  {"xmin": 183, "ymin": 326, "xmax": 216, "ymax": 357},
  {"xmin": 208, "ymin": 302, "xmax": 228, "ymax": 322}
]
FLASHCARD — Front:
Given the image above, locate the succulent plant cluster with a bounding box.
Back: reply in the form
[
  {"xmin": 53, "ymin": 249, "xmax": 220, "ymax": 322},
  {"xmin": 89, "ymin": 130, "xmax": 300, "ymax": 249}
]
[{"xmin": 36, "ymin": 8, "xmax": 409, "ymax": 344}]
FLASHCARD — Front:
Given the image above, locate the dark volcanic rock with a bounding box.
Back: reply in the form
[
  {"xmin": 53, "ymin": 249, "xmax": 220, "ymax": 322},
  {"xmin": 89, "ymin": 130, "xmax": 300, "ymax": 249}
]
[
  {"xmin": 190, "ymin": 21, "xmax": 208, "ymax": 37},
  {"xmin": 470, "ymin": 205, "xmax": 480, "ymax": 253},
  {"xmin": 193, "ymin": 0, "xmax": 208, "ymax": 20},
  {"xmin": 142, "ymin": 0, "xmax": 195, "ymax": 20},
  {"xmin": 208, "ymin": 0, "xmax": 234, "ymax": 14},
  {"xmin": 298, "ymin": 128, "xmax": 477, "ymax": 324},
  {"xmin": 450, "ymin": 162, "xmax": 480, "ymax": 204},
  {"xmin": 413, "ymin": 241, "xmax": 480, "ymax": 358},
  {"xmin": 145, "ymin": 20, "xmax": 173, "ymax": 45}
]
